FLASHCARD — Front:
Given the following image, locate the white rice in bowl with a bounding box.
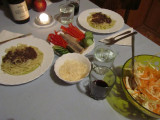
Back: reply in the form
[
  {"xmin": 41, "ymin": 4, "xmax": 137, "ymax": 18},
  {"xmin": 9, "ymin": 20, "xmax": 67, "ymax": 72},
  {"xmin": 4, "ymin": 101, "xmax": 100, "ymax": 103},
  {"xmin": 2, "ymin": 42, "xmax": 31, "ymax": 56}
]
[{"xmin": 54, "ymin": 53, "xmax": 91, "ymax": 84}]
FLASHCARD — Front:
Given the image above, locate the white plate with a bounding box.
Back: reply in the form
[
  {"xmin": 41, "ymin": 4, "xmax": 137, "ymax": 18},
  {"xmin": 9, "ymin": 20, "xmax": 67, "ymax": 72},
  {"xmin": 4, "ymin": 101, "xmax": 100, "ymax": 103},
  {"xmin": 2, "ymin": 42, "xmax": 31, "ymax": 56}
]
[
  {"xmin": 0, "ymin": 36, "xmax": 54, "ymax": 85},
  {"xmin": 78, "ymin": 8, "xmax": 124, "ymax": 33},
  {"xmin": 50, "ymin": 31, "xmax": 95, "ymax": 55}
]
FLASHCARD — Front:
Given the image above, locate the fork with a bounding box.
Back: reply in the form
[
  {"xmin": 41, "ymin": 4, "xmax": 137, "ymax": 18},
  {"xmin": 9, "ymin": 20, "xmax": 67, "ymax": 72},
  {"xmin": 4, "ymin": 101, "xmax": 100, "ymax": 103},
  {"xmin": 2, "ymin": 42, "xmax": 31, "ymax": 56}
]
[
  {"xmin": 105, "ymin": 31, "xmax": 137, "ymax": 45},
  {"xmin": 104, "ymin": 30, "xmax": 131, "ymax": 42}
]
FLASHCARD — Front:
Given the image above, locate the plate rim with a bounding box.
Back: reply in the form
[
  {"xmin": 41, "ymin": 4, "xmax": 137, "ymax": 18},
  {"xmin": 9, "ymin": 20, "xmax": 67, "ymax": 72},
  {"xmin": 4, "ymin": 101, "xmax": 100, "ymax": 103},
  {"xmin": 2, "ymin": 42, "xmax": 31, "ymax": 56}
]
[
  {"xmin": 0, "ymin": 36, "xmax": 54, "ymax": 85},
  {"xmin": 78, "ymin": 8, "xmax": 124, "ymax": 34}
]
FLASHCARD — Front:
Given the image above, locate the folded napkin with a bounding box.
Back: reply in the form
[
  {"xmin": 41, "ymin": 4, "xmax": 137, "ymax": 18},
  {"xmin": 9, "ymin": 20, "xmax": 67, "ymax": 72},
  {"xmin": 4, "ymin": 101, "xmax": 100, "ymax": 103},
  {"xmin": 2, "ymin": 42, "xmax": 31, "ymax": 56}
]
[
  {"xmin": 0, "ymin": 30, "xmax": 33, "ymax": 43},
  {"xmin": 0, "ymin": 30, "xmax": 23, "ymax": 42},
  {"xmin": 99, "ymin": 28, "xmax": 133, "ymax": 46}
]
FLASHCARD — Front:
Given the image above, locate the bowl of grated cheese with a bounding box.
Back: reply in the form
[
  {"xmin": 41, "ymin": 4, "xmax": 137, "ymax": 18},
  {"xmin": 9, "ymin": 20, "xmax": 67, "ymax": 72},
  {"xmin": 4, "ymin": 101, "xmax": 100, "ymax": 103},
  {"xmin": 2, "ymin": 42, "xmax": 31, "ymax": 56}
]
[{"xmin": 54, "ymin": 53, "xmax": 91, "ymax": 84}]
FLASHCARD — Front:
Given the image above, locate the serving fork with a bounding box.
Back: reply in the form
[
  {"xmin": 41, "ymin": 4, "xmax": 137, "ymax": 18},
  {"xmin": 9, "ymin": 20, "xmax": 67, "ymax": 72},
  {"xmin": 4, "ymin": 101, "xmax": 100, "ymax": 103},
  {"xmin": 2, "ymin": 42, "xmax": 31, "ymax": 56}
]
[{"xmin": 130, "ymin": 34, "xmax": 137, "ymax": 90}]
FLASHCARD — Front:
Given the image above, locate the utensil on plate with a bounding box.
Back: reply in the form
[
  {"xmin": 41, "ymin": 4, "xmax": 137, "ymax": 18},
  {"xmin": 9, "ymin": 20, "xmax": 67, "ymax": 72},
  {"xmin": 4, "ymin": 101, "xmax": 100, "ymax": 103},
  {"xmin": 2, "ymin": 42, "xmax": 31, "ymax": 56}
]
[
  {"xmin": 104, "ymin": 31, "xmax": 137, "ymax": 45},
  {"xmin": 0, "ymin": 33, "xmax": 32, "ymax": 44},
  {"xmin": 104, "ymin": 30, "xmax": 131, "ymax": 41}
]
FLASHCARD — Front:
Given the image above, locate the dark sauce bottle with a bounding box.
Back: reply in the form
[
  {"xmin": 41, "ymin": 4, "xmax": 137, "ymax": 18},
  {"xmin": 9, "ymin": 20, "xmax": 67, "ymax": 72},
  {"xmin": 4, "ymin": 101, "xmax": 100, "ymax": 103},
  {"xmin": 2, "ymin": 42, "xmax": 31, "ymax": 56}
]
[
  {"xmin": 8, "ymin": 0, "xmax": 30, "ymax": 24},
  {"xmin": 69, "ymin": 1, "xmax": 79, "ymax": 15},
  {"xmin": 90, "ymin": 80, "xmax": 109, "ymax": 100}
]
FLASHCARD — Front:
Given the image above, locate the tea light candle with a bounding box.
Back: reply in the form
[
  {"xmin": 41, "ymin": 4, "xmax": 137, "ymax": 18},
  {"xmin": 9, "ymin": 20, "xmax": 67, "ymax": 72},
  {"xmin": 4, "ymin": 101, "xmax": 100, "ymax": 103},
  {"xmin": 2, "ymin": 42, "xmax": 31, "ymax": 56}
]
[
  {"xmin": 34, "ymin": 12, "xmax": 55, "ymax": 27},
  {"xmin": 39, "ymin": 13, "xmax": 50, "ymax": 24}
]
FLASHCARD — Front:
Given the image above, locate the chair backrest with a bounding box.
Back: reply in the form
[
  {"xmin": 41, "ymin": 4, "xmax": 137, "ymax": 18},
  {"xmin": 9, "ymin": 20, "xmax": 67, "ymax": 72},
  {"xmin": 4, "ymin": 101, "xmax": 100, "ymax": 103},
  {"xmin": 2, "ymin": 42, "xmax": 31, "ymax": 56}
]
[
  {"xmin": 101, "ymin": 0, "xmax": 141, "ymax": 23},
  {"xmin": 97, "ymin": 0, "xmax": 141, "ymax": 10},
  {"xmin": 121, "ymin": 0, "xmax": 141, "ymax": 10}
]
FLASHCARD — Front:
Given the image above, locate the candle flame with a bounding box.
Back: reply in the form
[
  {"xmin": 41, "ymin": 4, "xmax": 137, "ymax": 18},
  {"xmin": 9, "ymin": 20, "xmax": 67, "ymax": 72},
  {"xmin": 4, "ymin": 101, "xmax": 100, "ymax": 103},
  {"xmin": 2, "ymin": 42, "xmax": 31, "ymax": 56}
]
[{"xmin": 39, "ymin": 13, "xmax": 49, "ymax": 24}]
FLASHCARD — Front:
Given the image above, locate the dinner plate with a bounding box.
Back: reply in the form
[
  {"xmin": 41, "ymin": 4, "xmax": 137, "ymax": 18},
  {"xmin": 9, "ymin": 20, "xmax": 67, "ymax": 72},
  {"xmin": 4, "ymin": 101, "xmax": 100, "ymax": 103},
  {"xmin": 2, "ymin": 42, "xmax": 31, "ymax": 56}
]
[
  {"xmin": 0, "ymin": 36, "xmax": 54, "ymax": 85},
  {"xmin": 78, "ymin": 8, "xmax": 124, "ymax": 33}
]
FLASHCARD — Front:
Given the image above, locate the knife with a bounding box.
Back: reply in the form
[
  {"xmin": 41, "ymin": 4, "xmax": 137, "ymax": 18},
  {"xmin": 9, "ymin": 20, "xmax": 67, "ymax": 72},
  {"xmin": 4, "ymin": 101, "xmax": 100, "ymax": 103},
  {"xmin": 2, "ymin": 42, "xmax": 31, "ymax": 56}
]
[{"xmin": 0, "ymin": 33, "xmax": 32, "ymax": 44}]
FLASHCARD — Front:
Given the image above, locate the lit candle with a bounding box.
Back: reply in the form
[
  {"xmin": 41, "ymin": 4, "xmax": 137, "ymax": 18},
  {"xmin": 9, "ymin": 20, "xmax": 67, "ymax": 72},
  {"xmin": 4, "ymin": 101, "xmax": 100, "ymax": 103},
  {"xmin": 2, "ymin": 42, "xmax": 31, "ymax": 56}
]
[
  {"xmin": 34, "ymin": 13, "xmax": 54, "ymax": 27},
  {"xmin": 39, "ymin": 13, "xmax": 50, "ymax": 24}
]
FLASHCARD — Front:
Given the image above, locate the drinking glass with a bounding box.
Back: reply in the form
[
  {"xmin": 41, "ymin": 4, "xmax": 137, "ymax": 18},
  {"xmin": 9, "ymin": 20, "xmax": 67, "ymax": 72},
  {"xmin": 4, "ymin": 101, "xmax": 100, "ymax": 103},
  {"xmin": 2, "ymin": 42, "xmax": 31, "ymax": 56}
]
[
  {"xmin": 59, "ymin": 3, "xmax": 74, "ymax": 24},
  {"xmin": 93, "ymin": 45, "xmax": 117, "ymax": 68},
  {"xmin": 89, "ymin": 66, "xmax": 116, "ymax": 100}
]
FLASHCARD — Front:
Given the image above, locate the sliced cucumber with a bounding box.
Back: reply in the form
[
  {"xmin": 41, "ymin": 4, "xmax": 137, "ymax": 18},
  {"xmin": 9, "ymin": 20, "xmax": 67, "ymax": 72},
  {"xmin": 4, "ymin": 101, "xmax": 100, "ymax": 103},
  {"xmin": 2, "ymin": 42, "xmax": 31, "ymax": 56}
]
[
  {"xmin": 53, "ymin": 45, "xmax": 69, "ymax": 56},
  {"xmin": 82, "ymin": 31, "xmax": 94, "ymax": 47},
  {"xmin": 84, "ymin": 38, "xmax": 94, "ymax": 47},
  {"xmin": 85, "ymin": 31, "xmax": 93, "ymax": 39}
]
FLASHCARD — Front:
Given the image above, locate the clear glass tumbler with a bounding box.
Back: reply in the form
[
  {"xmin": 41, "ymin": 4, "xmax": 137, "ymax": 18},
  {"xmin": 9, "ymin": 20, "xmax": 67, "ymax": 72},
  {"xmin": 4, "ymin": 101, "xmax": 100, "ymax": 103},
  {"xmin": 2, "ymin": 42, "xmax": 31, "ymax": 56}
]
[
  {"xmin": 93, "ymin": 45, "xmax": 118, "ymax": 68},
  {"xmin": 89, "ymin": 66, "xmax": 116, "ymax": 100},
  {"xmin": 59, "ymin": 3, "xmax": 74, "ymax": 24}
]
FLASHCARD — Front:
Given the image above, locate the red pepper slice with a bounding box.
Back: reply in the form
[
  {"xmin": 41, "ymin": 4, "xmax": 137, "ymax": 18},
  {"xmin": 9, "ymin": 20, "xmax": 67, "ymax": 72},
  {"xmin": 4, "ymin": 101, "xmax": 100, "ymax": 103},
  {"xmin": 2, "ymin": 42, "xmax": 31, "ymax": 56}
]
[
  {"xmin": 47, "ymin": 32, "xmax": 67, "ymax": 48},
  {"xmin": 60, "ymin": 23, "xmax": 85, "ymax": 41}
]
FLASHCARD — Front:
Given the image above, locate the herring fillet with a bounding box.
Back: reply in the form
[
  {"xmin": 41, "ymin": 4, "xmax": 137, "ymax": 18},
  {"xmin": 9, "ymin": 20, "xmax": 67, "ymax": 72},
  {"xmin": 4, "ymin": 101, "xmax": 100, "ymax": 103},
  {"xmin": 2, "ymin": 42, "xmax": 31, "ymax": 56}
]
[{"xmin": 60, "ymin": 33, "xmax": 84, "ymax": 53}]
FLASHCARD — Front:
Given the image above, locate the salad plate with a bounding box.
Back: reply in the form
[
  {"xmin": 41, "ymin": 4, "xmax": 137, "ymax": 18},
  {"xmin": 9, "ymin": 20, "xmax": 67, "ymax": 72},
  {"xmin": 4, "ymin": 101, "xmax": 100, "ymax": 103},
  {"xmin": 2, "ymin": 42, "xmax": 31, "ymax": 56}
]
[
  {"xmin": 48, "ymin": 24, "xmax": 95, "ymax": 56},
  {"xmin": 0, "ymin": 36, "xmax": 54, "ymax": 85}
]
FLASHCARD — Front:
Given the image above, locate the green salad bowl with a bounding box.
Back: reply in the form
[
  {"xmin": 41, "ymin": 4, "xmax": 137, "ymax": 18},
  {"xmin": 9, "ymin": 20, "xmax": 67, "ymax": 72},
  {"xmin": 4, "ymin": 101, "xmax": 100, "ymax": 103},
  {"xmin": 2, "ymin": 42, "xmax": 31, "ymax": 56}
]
[{"xmin": 121, "ymin": 55, "xmax": 160, "ymax": 118}]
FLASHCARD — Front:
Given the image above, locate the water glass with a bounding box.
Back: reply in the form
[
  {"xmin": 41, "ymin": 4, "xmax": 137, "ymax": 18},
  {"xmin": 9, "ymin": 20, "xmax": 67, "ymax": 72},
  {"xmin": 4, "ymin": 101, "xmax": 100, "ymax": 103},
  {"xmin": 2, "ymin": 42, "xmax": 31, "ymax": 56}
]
[
  {"xmin": 93, "ymin": 45, "xmax": 117, "ymax": 68},
  {"xmin": 59, "ymin": 3, "xmax": 74, "ymax": 24},
  {"xmin": 89, "ymin": 66, "xmax": 116, "ymax": 100}
]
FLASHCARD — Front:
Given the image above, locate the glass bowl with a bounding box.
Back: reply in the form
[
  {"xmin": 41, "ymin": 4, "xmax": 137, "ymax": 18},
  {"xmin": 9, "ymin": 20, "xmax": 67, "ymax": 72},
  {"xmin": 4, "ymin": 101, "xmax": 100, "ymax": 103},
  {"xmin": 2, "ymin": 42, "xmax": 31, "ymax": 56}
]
[{"xmin": 121, "ymin": 55, "xmax": 160, "ymax": 118}]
